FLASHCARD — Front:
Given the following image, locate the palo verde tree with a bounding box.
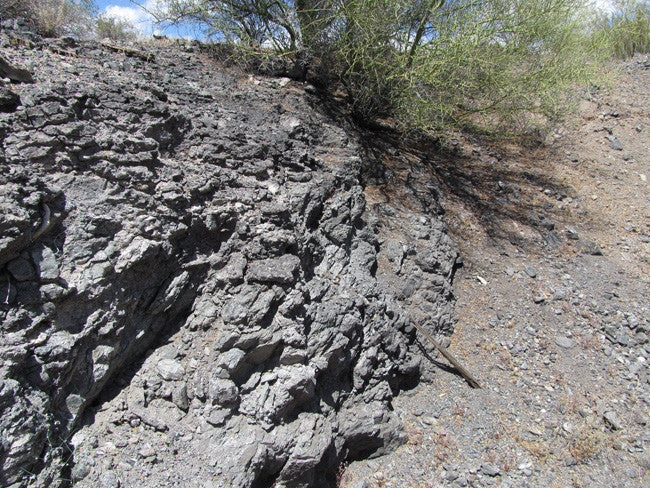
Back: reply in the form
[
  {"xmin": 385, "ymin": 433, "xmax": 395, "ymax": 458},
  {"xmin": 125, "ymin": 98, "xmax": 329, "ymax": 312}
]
[
  {"xmin": 591, "ymin": 0, "xmax": 650, "ymax": 58},
  {"xmin": 154, "ymin": 0, "xmax": 609, "ymax": 132}
]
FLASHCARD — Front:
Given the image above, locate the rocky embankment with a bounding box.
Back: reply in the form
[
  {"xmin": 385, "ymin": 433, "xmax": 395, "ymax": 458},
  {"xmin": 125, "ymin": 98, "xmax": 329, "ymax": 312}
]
[{"xmin": 0, "ymin": 20, "xmax": 458, "ymax": 488}]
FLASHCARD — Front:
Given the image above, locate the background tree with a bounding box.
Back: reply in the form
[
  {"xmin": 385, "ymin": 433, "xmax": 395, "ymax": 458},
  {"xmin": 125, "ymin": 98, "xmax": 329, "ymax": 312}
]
[
  {"xmin": 95, "ymin": 13, "xmax": 138, "ymax": 41},
  {"xmin": 149, "ymin": 1, "xmax": 615, "ymax": 132}
]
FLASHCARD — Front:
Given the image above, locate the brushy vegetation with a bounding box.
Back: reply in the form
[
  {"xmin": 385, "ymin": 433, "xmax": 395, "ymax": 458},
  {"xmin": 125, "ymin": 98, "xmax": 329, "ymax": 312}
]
[
  {"xmin": 2, "ymin": 0, "xmax": 648, "ymax": 134},
  {"xmin": 155, "ymin": 0, "xmax": 620, "ymax": 132},
  {"xmin": 592, "ymin": 0, "xmax": 650, "ymax": 58},
  {"xmin": 0, "ymin": 0, "xmax": 139, "ymax": 41},
  {"xmin": 95, "ymin": 13, "xmax": 138, "ymax": 41},
  {"xmin": 0, "ymin": 0, "xmax": 96, "ymax": 38}
]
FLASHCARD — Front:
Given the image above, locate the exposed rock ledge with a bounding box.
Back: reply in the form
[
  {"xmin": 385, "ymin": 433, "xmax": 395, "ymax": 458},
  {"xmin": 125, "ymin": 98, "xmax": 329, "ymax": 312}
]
[{"xmin": 0, "ymin": 21, "xmax": 458, "ymax": 488}]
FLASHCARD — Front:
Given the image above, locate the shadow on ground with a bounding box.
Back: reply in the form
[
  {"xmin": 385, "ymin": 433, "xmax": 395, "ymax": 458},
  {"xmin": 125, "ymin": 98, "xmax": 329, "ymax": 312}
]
[{"xmin": 357, "ymin": 128, "xmax": 577, "ymax": 253}]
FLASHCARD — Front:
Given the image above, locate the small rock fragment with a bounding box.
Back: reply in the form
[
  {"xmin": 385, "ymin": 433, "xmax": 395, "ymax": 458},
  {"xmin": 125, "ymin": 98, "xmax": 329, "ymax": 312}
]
[
  {"xmin": 555, "ymin": 336, "xmax": 575, "ymax": 349},
  {"xmin": 578, "ymin": 240, "xmax": 603, "ymax": 256},
  {"xmin": 481, "ymin": 463, "xmax": 500, "ymax": 477},
  {"xmin": 100, "ymin": 471, "xmax": 120, "ymax": 488},
  {"xmin": 606, "ymin": 135, "xmax": 623, "ymax": 151},
  {"xmin": 565, "ymin": 227, "xmax": 579, "ymax": 240},
  {"xmin": 172, "ymin": 384, "xmax": 189, "ymax": 411},
  {"xmin": 524, "ymin": 267, "xmax": 537, "ymax": 278},
  {"xmin": 156, "ymin": 359, "xmax": 185, "ymax": 381},
  {"xmin": 603, "ymin": 411, "xmax": 623, "ymax": 430}
]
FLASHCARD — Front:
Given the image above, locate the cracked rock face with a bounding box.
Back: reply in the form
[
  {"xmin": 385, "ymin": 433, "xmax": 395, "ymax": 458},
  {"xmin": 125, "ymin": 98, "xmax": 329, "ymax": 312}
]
[{"xmin": 0, "ymin": 22, "xmax": 458, "ymax": 488}]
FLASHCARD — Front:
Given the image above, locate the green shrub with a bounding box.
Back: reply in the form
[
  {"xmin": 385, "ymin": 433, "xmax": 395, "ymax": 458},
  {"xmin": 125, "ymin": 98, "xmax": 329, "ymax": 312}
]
[
  {"xmin": 156, "ymin": 1, "xmax": 611, "ymax": 133},
  {"xmin": 592, "ymin": 0, "xmax": 650, "ymax": 58},
  {"xmin": 95, "ymin": 14, "xmax": 138, "ymax": 41},
  {"xmin": 388, "ymin": 0, "xmax": 609, "ymax": 131},
  {"xmin": 0, "ymin": 0, "xmax": 95, "ymax": 38}
]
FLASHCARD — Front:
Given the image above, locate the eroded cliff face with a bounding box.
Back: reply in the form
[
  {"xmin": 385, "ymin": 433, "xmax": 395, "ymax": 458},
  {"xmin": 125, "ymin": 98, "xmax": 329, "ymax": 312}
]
[{"xmin": 0, "ymin": 21, "xmax": 458, "ymax": 488}]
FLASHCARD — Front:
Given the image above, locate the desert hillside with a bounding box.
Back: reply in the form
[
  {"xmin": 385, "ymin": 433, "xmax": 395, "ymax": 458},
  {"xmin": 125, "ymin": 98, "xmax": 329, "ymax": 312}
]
[
  {"xmin": 342, "ymin": 55, "xmax": 650, "ymax": 488},
  {"xmin": 1, "ymin": 14, "xmax": 649, "ymax": 488},
  {"xmin": 0, "ymin": 18, "xmax": 457, "ymax": 488}
]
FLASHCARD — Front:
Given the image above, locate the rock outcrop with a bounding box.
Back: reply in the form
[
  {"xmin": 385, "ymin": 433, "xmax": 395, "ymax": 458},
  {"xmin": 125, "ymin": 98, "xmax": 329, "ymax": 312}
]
[{"xmin": 0, "ymin": 21, "xmax": 458, "ymax": 488}]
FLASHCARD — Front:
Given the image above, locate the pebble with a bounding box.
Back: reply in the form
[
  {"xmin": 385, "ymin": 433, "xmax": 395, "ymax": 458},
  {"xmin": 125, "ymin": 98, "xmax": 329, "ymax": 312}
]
[
  {"xmin": 100, "ymin": 471, "xmax": 120, "ymax": 488},
  {"xmin": 606, "ymin": 134, "xmax": 624, "ymax": 150},
  {"xmin": 412, "ymin": 405, "xmax": 427, "ymax": 416},
  {"xmin": 603, "ymin": 411, "xmax": 623, "ymax": 430},
  {"xmin": 139, "ymin": 445, "xmax": 157, "ymax": 458},
  {"xmin": 555, "ymin": 336, "xmax": 575, "ymax": 349},
  {"xmin": 481, "ymin": 463, "xmax": 500, "ymax": 477},
  {"xmin": 455, "ymin": 474, "xmax": 469, "ymax": 487},
  {"xmin": 578, "ymin": 240, "xmax": 603, "ymax": 256},
  {"xmin": 552, "ymin": 289, "xmax": 568, "ymax": 301},
  {"xmin": 445, "ymin": 470, "xmax": 459, "ymax": 481},
  {"xmin": 565, "ymin": 227, "xmax": 579, "ymax": 240},
  {"xmin": 524, "ymin": 267, "xmax": 537, "ymax": 278},
  {"xmin": 71, "ymin": 461, "xmax": 92, "ymax": 481}
]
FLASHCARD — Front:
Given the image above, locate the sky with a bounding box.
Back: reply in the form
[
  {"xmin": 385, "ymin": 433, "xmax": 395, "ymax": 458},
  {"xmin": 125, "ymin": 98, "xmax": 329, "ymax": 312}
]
[{"xmin": 94, "ymin": 0, "xmax": 203, "ymax": 39}]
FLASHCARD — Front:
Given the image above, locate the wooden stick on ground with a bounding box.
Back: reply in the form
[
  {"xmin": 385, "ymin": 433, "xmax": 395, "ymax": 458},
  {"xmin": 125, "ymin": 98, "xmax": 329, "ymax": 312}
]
[
  {"xmin": 410, "ymin": 320, "xmax": 482, "ymax": 389},
  {"xmin": 100, "ymin": 42, "xmax": 155, "ymax": 62}
]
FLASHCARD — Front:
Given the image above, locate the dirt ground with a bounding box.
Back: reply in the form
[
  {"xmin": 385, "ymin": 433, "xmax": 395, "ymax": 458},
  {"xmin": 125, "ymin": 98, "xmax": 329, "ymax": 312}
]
[{"xmin": 341, "ymin": 55, "xmax": 649, "ymax": 488}]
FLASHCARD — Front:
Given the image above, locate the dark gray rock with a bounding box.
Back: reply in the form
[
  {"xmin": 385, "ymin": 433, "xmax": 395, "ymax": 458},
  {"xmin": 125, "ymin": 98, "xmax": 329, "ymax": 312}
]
[
  {"xmin": 215, "ymin": 348, "xmax": 247, "ymax": 378},
  {"xmin": 527, "ymin": 212, "xmax": 555, "ymax": 230},
  {"xmin": 578, "ymin": 240, "xmax": 603, "ymax": 255},
  {"xmin": 604, "ymin": 410, "xmax": 623, "ymax": 430},
  {"xmin": 247, "ymin": 254, "xmax": 300, "ymax": 285},
  {"xmin": 6, "ymin": 256, "xmax": 36, "ymax": 281},
  {"xmin": 214, "ymin": 253, "xmax": 247, "ymax": 284},
  {"xmin": 207, "ymin": 378, "xmax": 239, "ymax": 405},
  {"xmin": 481, "ymin": 463, "xmax": 500, "ymax": 476},
  {"xmin": 171, "ymin": 384, "xmax": 189, "ymax": 411},
  {"xmin": 606, "ymin": 134, "xmax": 624, "ymax": 150},
  {"xmin": 0, "ymin": 27, "xmax": 458, "ymax": 488},
  {"xmin": 524, "ymin": 267, "xmax": 537, "ymax": 278},
  {"xmin": 565, "ymin": 226, "xmax": 580, "ymax": 240},
  {"xmin": 0, "ymin": 86, "xmax": 20, "ymax": 112},
  {"xmin": 0, "ymin": 55, "xmax": 34, "ymax": 83}
]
